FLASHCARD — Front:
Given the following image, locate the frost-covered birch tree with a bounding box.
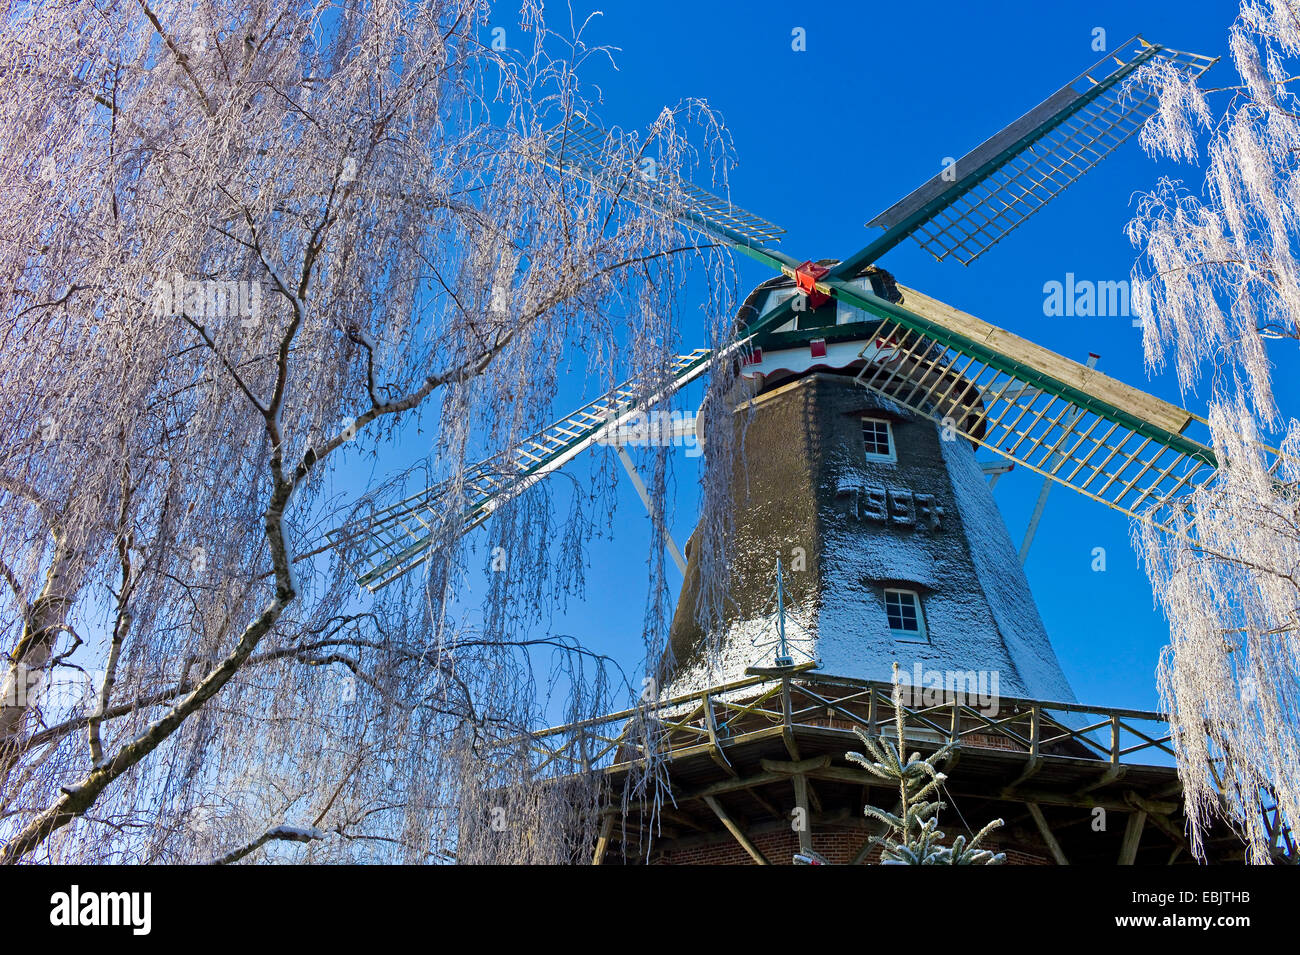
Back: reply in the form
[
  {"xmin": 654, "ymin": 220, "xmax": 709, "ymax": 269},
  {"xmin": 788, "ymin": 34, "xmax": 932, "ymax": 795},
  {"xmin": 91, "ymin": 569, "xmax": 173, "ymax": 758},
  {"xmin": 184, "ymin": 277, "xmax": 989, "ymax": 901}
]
[
  {"xmin": 1128, "ymin": 0, "xmax": 1300, "ymax": 863},
  {"xmin": 0, "ymin": 0, "xmax": 741, "ymax": 863}
]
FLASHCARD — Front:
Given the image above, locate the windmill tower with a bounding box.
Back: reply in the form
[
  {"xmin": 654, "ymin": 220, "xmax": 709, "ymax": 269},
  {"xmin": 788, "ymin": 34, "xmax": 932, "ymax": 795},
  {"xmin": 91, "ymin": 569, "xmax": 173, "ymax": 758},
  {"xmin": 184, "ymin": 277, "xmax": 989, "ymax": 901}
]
[
  {"xmin": 664, "ymin": 269, "xmax": 1078, "ymax": 707},
  {"xmin": 326, "ymin": 37, "xmax": 1294, "ymax": 864}
]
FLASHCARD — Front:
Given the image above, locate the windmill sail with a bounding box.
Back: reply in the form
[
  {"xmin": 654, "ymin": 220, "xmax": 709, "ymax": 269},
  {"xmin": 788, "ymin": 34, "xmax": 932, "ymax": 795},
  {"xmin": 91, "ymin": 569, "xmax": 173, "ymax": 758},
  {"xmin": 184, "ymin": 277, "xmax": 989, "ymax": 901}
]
[
  {"xmin": 855, "ymin": 37, "xmax": 1217, "ymax": 269},
  {"xmin": 826, "ymin": 278, "xmax": 1219, "ymax": 524},
  {"xmin": 327, "ymin": 350, "xmax": 712, "ymax": 591},
  {"xmin": 542, "ymin": 113, "xmax": 787, "ymax": 249}
]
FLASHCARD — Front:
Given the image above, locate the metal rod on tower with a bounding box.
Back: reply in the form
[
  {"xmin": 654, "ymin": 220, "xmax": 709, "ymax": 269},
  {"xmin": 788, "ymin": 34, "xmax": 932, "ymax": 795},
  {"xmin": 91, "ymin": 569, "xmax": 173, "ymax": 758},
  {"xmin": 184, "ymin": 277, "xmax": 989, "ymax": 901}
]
[{"xmin": 775, "ymin": 557, "xmax": 793, "ymax": 669}]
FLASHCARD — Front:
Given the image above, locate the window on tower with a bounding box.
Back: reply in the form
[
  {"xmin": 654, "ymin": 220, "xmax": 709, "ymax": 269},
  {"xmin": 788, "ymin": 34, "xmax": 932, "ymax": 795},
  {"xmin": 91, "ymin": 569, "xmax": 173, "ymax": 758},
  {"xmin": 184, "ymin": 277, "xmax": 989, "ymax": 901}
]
[
  {"xmin": 862, "ymin": 417, "xmax": 895, "ymax": 463},
  {"xmin": 884, "ymin": 589, "xmax": 927, "ymax": 641}
]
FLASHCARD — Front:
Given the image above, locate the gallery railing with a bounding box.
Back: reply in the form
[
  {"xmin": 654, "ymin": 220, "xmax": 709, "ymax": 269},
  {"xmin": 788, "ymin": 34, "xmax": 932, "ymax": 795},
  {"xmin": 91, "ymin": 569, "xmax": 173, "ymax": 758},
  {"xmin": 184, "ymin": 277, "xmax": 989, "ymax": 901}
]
[{"xmin": 514, "ymin": 668, "xmax": 1177, "ymax": 779}]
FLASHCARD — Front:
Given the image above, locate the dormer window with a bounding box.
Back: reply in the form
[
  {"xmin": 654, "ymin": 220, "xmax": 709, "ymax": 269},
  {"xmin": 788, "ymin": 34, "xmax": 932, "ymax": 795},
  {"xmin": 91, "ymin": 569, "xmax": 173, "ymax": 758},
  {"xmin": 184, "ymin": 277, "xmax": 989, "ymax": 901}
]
[
  {"xmin": 862, "ymin": 417, "xmax": 895, "ymax": 463},
  {"xmin": 884, "ymin": 588, "xmax": 927, "ymax": 642},
  {"xmin": 764, "ymin": 288, "xmax": 799, "ymax": 333}
]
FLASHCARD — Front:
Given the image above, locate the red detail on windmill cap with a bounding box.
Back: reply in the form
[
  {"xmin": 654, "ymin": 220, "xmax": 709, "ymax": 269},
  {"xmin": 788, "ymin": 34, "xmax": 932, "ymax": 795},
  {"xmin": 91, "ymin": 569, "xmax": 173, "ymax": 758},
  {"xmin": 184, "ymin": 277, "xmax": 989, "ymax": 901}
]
[
  {"xmin": 743, "ymin": 347, "xmax": 763, "ymax": 365},
  {"xmin": 810, "ymin": 338, "xmax": 827, "ymax": 358},
  {"xmin": 794, "ymin": 261, "xmax": 831, "ymax": 308}
]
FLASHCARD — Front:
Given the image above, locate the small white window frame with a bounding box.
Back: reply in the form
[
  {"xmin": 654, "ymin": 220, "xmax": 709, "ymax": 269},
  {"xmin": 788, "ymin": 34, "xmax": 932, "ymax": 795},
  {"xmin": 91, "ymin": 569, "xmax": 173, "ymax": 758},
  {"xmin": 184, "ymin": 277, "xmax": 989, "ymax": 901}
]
[
  {"xmin": 862, "ymin": 416, "xmax": 896, "ymax": 463},
  {"xmin": 884, "ymin": 588, "xmax": 928, "ymax": 642}
]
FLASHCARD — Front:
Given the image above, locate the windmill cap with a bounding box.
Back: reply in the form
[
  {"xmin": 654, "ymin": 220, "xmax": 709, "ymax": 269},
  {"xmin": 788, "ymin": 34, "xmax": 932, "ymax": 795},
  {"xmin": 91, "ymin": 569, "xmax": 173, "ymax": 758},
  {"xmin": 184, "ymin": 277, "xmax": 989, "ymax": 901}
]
[{"xmin": 734, "ymin": 263, "xmax": 900, "ymax": 331}]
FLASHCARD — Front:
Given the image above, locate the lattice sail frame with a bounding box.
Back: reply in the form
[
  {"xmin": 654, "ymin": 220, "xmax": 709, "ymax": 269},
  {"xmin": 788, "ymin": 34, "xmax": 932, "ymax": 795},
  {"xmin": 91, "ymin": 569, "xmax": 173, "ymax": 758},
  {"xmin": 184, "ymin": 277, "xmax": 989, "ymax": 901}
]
[
  {"xmin": 864, "ymin": 37, "xmax": 1218, "ymax": 266},
  {"xmin": 833, "ymin": 281, "xmax": 1218, "ymax": 525},
  {"xmin": 327, "ymin": 350, "xmax": 713, "ymax": 591},
  {"xmin": 542, "ymin": 112, "xmax": 786, "ymax": 247}
]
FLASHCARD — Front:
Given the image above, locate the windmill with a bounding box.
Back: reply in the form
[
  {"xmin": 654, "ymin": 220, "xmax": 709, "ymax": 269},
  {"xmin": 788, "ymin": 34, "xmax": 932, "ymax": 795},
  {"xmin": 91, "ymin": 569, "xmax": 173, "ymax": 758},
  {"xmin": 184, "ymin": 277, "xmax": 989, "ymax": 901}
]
[
  {"xmin": 325, "ymin": 37, "xmax": 1292, "ymax": 864},
  {"xmin": 326, "ymin": 36, "xmax": 1219, "ymax": 592}
]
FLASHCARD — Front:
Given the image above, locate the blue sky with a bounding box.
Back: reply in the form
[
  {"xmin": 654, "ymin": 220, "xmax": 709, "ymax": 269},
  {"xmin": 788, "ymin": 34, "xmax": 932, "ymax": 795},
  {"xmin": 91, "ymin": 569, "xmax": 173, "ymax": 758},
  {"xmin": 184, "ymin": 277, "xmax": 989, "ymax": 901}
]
[{"xmin": 381, "ymin": 1, "xmax": 1265, "ymax": 717}]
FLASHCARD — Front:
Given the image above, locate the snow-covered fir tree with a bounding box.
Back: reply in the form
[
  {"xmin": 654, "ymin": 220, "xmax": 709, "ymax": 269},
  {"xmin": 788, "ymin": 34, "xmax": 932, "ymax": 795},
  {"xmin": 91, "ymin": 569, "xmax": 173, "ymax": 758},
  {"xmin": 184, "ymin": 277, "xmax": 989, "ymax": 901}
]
[{"xmin": 796, "ymin": 664, "xmax": 1005, "ymax": 865}]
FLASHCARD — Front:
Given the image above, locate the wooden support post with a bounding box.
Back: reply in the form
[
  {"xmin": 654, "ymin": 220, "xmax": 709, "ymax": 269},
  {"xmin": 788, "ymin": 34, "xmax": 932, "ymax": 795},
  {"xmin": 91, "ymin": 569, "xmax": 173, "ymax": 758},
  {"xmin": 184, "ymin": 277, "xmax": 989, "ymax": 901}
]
[
  {"xmin": 760, "ymin": 755, "xmax": 829, "ymax": 822},
  {"xmin": 1003, "ymin": 709, "xmax": 1042, "ymax": 791},
  {"xmin": 792, "ymin": 774, "xmax": 813, "ymax": 855},
  {"xmin": 1125, "ymin": 791, "xmax": 1190, "ymax": 858},
  {"xmin": 703, "ymin": 795, "xmax": 770, "ymax": 865},
  {"xmin": 781, "ymin": 676, "xmax": 801, "ymax": 761},
  {"xmin": 703, "ymin": 692, "xmax": 737, "ymax": 777},
  {"xmin": 1026, "ymin": 801, "xmax": 1069, "ymax": 866},
  {"xmin": 1118, "ymin": 810, "xmax": 1147, "ymax": 865},
  {"xmin": 592, "ymin": 814, "xmax": 614, "ymax": 866},
  {"xmin": 1029, "ymin": 705, "xmax": 1040, "ymax": 759}
]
